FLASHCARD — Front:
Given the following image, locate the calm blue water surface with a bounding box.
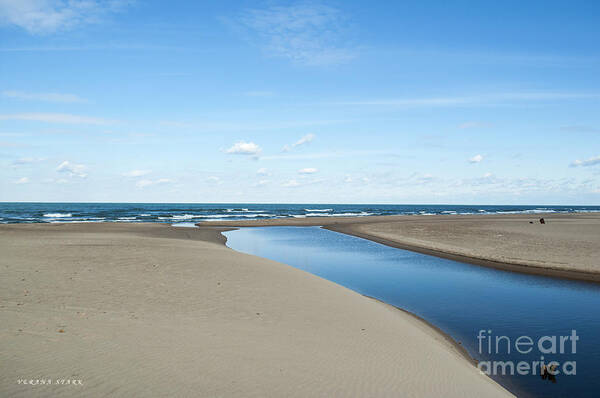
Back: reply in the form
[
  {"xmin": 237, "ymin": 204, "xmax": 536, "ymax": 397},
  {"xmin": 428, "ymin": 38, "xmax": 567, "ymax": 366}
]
[{"xmin": 224, "ymin": 226, "xmax": 600, "ymax": 398}]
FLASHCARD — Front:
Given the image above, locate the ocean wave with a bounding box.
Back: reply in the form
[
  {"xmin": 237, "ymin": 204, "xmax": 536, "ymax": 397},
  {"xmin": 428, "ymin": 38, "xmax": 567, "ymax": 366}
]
[
  {"xmin": 160, "ymin": 213, "xmax": 278, "ymax": 220},
  {"xmin": 117, "ymin": 217, "xmax": 137, "ymax": 220},
  {"xmin": 49, "ymin": 220, "xmax": 104, "ymax": 223},
  {"xmin": 304, "ymin": 208, "xmax": 333, "ymax": 212},
  {"xmin": 305, "ymin": 212, "xmax": 373, "ymax": 217},
  {"xmin": 171, "ymin": 214, "xmax": 198, "ymax": 220},
  {"xmin": 43, "ymin": 213, "xmax": 72, "ymax": 218},
  {"xmin": 496, "ymin": 209, "xmax": 558, "ymax": 215},
  {"xmin": 196, "ymin": 213, "xmax": 276, "ymax": 218}
]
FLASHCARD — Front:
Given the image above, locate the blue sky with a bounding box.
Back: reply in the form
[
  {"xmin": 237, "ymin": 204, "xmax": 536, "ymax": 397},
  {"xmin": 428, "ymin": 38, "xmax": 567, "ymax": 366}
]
[{"xmin": 1, "ymin": 0, "xmax": 599, "ymax": 204}]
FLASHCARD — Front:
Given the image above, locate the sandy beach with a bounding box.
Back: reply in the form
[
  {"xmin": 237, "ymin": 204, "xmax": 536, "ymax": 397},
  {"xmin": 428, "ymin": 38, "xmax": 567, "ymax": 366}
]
[
  {"xmin": 202, "ymin": 213, "xmax": 600, "ymax": 282},
  {"xmin": 0, "ymin": 222, "xmax": 511, "ymax": 397}
]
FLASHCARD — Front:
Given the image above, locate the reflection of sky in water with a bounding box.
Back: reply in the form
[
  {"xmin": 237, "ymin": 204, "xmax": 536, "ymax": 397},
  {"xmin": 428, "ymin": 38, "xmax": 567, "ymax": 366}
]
[{"xmin": 225, "ymin": 226, "xmax": 600, "ymax": 398}]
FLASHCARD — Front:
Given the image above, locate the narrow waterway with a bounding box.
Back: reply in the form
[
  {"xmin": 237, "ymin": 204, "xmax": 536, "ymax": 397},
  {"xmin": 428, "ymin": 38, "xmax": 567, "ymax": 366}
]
[{"xmin": 225, "ymin": 226, "xmax": 600, "ymax": 398}]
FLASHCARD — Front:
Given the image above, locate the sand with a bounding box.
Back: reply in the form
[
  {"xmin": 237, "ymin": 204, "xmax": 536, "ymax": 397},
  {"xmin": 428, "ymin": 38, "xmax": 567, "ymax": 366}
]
[
  {"xmin": 0, "ymin": 222, "xmax": 511, "ymax": 397},
  {"xmin": 201, "ymin": 213, "xmax": 600, "ymax": 282}
]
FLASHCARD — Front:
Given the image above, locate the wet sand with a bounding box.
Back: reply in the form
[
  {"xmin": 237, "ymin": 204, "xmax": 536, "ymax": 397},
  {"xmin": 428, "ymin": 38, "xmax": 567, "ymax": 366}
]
[
  {"xmin": 200, "ymin": 213, "xmax": 600, "ymax": 282},
  {"xmin": 0, "ymin": 223, "xmax": 511, "ymax": 397}
]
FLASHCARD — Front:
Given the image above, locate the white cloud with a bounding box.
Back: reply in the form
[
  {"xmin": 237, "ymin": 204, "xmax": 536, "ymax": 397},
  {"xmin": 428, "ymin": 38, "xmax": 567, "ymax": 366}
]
[
  {"xmin": 483, "ymin": 172, "xmax": 493, "ymax": 178},
  {"xmin": 226, "ymin": 141, "xmax": 262, "ymax": 156},
  {"xmin": 293, "ymin": 133, "xmax": 315, "ymax": 147},
  {"xmin": 14, "ymin": 177, "xmax": 29, "ymax": 184},
  {"xmin": 571, "ymin": 155, "xmax": 600, "ymax": 167},
  {"xmin": 56, "ymin": 160, "xmax": 87, "ymax": 177},
  {"xmin": 2, "ymin": 90, "xmax": 86, "ymax": 103},
  {"xmin": 135, "ymin": 178, "xmax": 171, "ymax": 188},
  {"xmin": 282, "ymin": 179, "xmax": 300, "ymax": 187},
  {"xmin": 0, "ymin": 112, "xmax": 110, "ymax": 124},
  {"xmin": 122, "ymin": 169, "xmax": 151, "ymax": 177},
  {"xmin": 469, "ymin": 154, "xmax": 484, "ymax": 163},
  {"xmin": 256, "ymin": 167, "xmax": 268, "ymax": 175},
  {"xmin": 238, "ymin": 4, "xmax": 355, "ymax": 65},
  {"xmin": 282, "ymin": 133, "xmax": 315, "ymax": 152},
  {"xmin": 0, "ymin": 0, "xmax": 133, "ymax": 35},
  {"xmin": 255, "ymin": 179, "xmax": 269, "ymax": 186},
  {"xmin": 298, "ymin": 167, "xmax": 318, "ymax": 174},
  {"xmin": 207, "ymin": 176, "xmax": 221, "ymax": 184}
]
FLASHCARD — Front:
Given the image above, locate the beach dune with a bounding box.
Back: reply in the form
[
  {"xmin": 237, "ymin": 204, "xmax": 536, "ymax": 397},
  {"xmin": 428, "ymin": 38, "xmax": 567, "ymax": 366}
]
[{"xmin": 0, "ymin": 223, "xmax": 511, "ymax": 397}]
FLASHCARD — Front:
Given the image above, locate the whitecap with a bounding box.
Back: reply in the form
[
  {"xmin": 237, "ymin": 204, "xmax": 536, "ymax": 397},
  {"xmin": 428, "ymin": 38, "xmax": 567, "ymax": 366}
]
[
  {"xmin": 43, "ymin": 213, "xmax": 72, "ymax": 218},
  {"xmin": 305, "ymin": 212, "xmax": 373, "ymax": 217}
]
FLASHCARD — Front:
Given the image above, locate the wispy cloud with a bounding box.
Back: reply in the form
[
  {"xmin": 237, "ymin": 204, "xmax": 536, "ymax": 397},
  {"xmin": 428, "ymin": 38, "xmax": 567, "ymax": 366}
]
[
  {"xmin": 571, "ymin": 155, "xmax": 600, "ymax": 167},
  {"xmin": 14, "ymin": 176, "xmax": 30, "ymax": 184},
  {"xmin": 56, "ymin": 160, "xmax": 87, "ymax": 177},
  {"xmin": 122, "ymin": 169, "xmax": 151, "ymax": 177},
  {"xmin": 2, "ymin": 90, "xmax": 86, "ymax": 103},
  {"xmin": 12, "ymin": 157, "xmax": 45, "ymax": 166},
  {"xmin": 0, "ymin": 113, "xmax": 111, "ymax": 125},
  {"xmin": 282, "ymin": 133, "xmax": 315, "ymax": 152},
  {"xmin": 298, "ymin": 167, "xmax": 318, "ymax": 174},
  {"xmin": 256, "ymin": 167, "xmax": 269, "ymax": 176},
  {"xmin": 469, "ymin": 154, "xmax": 484, "ymax": 163},
  {"xmin": 159, "ymin": 119, "xmax": 344, "ymax": 132},
  {"xmin": 262, "ymin": 149, "xmax": 391, "ymax": 161},
  {"xmin": 237, "ymin": 3, "xmax": 355, "ymax": 65},
  {"xmin": 136, "ymin": 178, "xmax": 171, "ymax": 188},
  {"xmin": 282, "ymin": 179, "xmax": 300, "ymax": 187},
  {"xmin": 0, "ymin": 0, "xmax": 134, "ymax": 35},
  {"xmin": 226, "ymin": 141, "xmax": 262, "ymax": 156},
  {"xmin": 329, "ymin": 92, "xmax": 600, "ymax": 108}
]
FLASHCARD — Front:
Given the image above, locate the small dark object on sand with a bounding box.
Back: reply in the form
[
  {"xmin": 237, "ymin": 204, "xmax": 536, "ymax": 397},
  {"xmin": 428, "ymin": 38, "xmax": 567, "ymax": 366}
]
[
  {"xmin": 539, "ymin": 218, "xmax": 545, "ymax": 224},
  {"xmin": 540, "ymin": 363, "xmax": 558, "ymax": 383},
  {"xmin": 529, "ymin": 221, "xmax": 533, "ymax": 224}
]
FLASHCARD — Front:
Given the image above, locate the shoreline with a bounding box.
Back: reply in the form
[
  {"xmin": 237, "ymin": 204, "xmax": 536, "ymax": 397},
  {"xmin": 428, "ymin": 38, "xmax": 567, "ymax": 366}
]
[
  {"xmin": 218, "ymin": 228, "xmax": 478, "ymax": 366},
  {"xmin": 199, "ymin": 212, "xmax": 600, "ymax": 283},
  {"xmin": 324, "ymin": 223, "xmax": 600, "ymax": 283}
]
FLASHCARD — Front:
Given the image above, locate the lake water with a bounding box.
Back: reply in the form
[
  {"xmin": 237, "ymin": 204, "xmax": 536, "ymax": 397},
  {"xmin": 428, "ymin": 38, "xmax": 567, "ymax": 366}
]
[
  {"xmin": 1, "ymin": 202, "xmax": 599, "ymax": 224},
  {"xmin": 224, "ymin": 226, "xmax": 600, "ymax": 398}
]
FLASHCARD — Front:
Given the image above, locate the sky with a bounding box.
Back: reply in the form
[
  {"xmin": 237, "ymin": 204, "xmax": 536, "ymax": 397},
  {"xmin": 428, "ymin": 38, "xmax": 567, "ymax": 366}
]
[{"xmin": 1, "ymin": 0, "xmax": 599, "ymax": 204}]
